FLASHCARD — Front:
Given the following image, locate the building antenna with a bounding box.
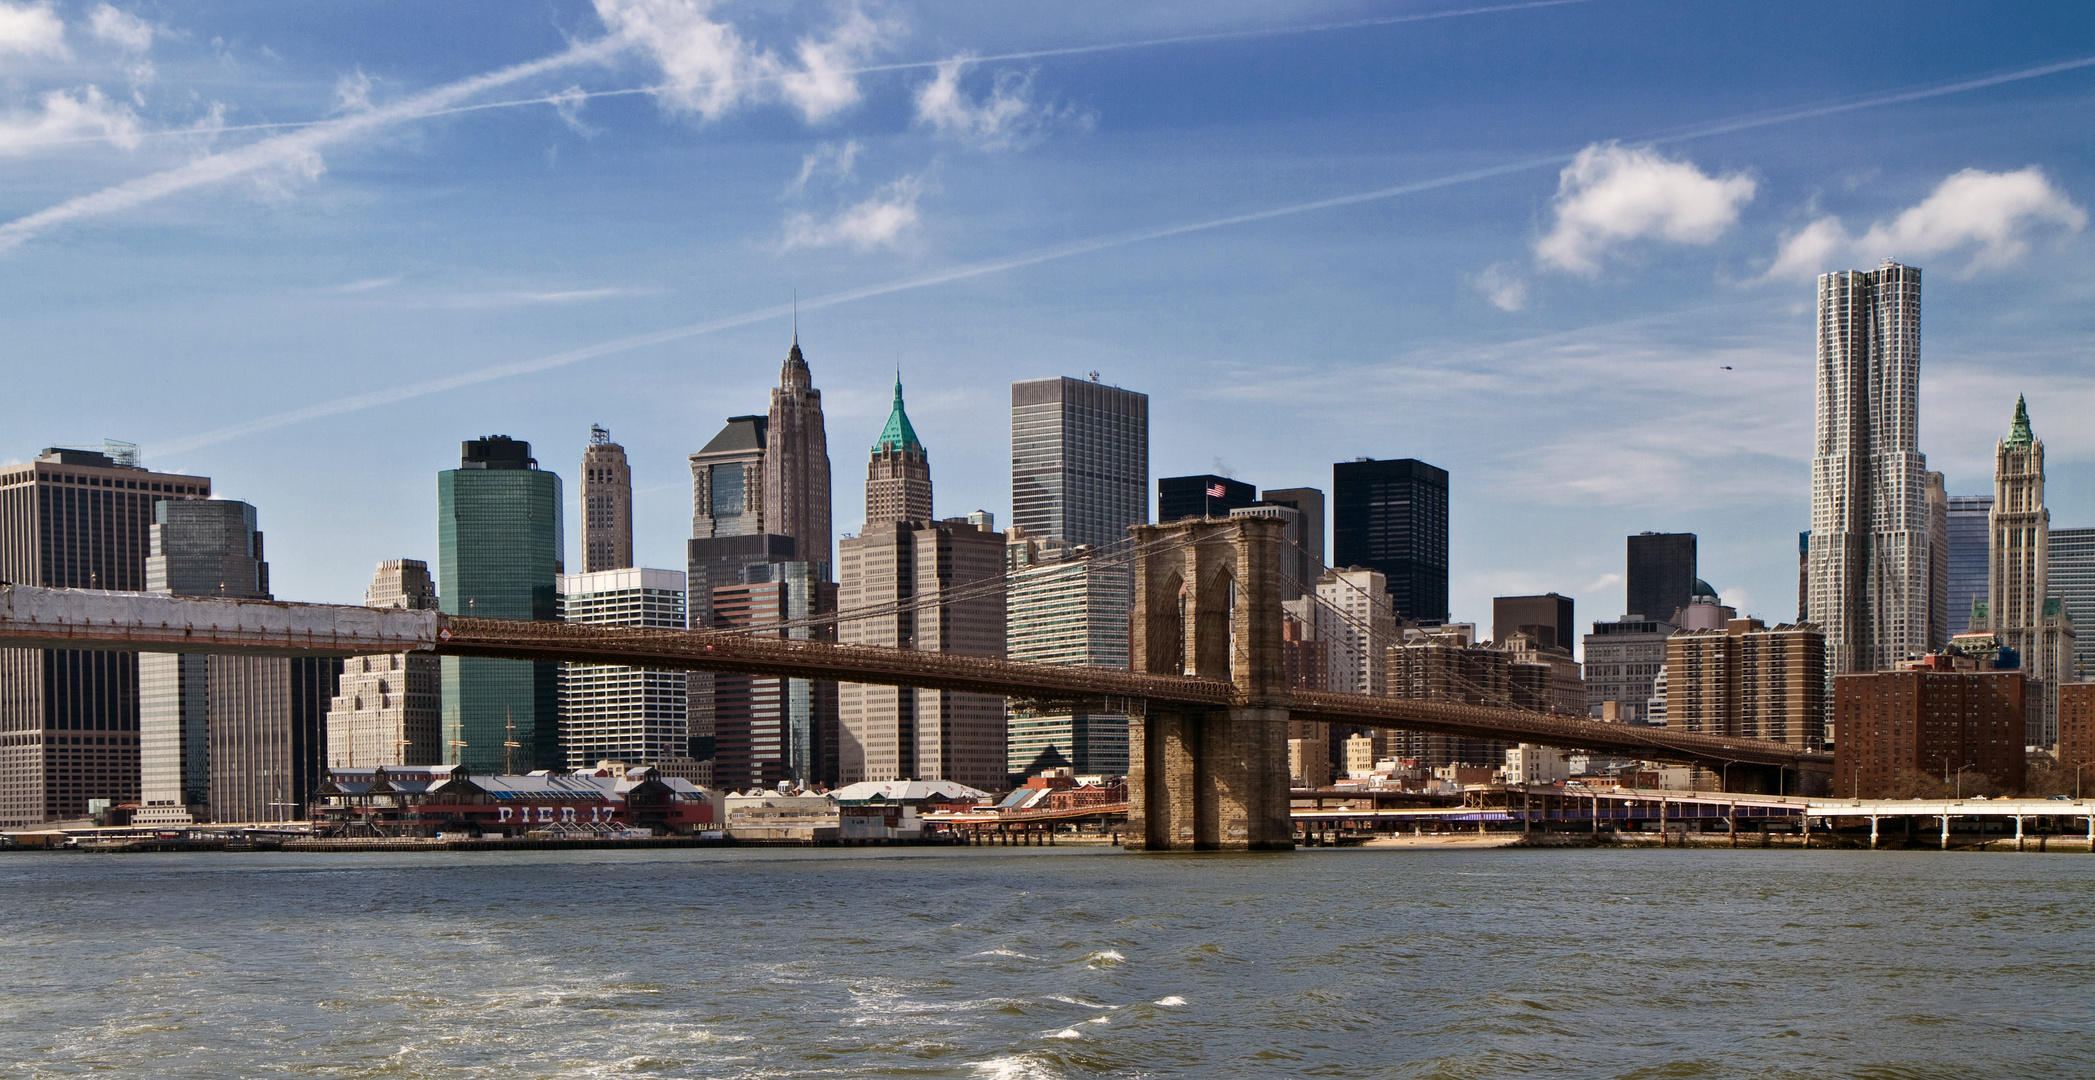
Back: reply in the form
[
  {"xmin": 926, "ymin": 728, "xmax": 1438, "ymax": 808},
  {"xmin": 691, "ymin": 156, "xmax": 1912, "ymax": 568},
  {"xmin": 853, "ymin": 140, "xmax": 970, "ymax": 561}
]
[{"xmin": 792, "ymin": 289, "xmax": 798, "ymax": 342}]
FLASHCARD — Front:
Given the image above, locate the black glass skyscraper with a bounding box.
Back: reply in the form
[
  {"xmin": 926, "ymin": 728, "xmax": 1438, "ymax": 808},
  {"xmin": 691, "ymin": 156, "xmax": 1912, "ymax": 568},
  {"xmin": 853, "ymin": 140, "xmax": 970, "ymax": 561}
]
[
  {"xmin": 1332, "ymin": 458, "xmax": 1448, "ymax": 624},
  {"xmin": 1625, "ymin": 532, "xmax": 1697, "ymax": 621},
  {"xmin": 1157, "ymin": 474, "xmax": 1256, "ymax": 524}
]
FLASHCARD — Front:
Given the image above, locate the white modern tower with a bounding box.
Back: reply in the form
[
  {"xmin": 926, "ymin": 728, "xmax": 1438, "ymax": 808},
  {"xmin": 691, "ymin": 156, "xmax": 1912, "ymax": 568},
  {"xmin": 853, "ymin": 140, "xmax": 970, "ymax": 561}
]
[{"xmin": 1806, "ymin": 261, "xmax": 1933, "ymax": 684}]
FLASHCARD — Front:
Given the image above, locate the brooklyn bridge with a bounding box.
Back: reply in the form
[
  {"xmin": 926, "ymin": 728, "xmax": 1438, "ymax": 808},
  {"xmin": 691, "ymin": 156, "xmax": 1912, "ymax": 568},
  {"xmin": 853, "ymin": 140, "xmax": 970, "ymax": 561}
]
[{"xmin": 0, "ymin": 517, "xmax": 1829, "ymax": 851}]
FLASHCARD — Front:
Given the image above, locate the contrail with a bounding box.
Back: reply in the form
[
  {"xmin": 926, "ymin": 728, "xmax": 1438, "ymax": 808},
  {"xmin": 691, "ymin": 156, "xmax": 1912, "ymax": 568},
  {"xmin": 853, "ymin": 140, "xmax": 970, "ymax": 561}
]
[
  {"xmin": 147, "ymin": 48, "xmax": 2095, "ymax": 457},
  {"xmin": 60, "ymin": 0, "xmax": 1599, "ymax": 149},
  {"xmin": 0, "ymin": 36, "xmax": 625, "ymax": 253}
]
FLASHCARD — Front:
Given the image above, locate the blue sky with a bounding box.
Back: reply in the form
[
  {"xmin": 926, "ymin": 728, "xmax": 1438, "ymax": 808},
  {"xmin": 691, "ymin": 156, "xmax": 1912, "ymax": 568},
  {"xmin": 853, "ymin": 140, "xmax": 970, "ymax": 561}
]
[{"xmin": 5, "ymin": 0, "xmax": 2094, "ymax": 642}]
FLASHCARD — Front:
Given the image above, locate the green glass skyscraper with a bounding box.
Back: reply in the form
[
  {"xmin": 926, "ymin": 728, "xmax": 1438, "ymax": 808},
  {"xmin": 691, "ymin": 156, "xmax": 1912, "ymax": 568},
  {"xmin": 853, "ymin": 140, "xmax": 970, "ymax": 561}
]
[{"xmin": 438, "ymin": 436, "xmax": 563, "ymax": 772}]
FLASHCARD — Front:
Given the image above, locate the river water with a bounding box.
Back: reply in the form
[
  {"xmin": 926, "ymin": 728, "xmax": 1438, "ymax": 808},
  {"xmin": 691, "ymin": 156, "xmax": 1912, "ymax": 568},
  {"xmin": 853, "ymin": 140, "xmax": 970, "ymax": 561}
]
[{"xmin": 2, "ymin": 846, "xmax": 2089, "ymax": 1079}]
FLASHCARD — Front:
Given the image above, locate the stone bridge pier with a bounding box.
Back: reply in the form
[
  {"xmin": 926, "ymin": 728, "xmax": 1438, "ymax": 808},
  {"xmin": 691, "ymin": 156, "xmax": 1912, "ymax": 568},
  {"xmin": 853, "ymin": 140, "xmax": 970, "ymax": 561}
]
[{"xmin": 1126, "ymin": 516, "xmax": 1295, "ymax": 851}]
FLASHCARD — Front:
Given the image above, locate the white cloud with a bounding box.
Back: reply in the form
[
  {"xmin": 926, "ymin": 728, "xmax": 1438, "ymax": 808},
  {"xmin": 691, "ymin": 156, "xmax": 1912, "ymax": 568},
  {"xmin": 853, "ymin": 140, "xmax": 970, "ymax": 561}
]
[
  {"xmin": 0, "ymin": 87, "xmax": 140, "ymax": 155},
  {"xmin": 1765, "ymin": 216, "xmax": 1848, "ymax": 281},
  {"xmin": 88, "ymin": 4, "xmax": 149, "ymax": 52},
  {"xmin": 779, "ymin": 4, "xmax": 888, "ymax": 122},
  {"xmin": 913, "ymin": 56, "xmax": 1088, "ymax": 151},
  {"xmin": 88, "ymin": 3, "xmax": 153, "ymax": 89},
  {"xmin": 333, "ymin": 69, "xmax": 373, "ymax": 113},
  {"xmin": 784, "ymin": 139, "xmax": 859, "ymax": 196},
  {"xmin": 782, "ymin": 174, "xmax": 923, "ymax": 252},
  {"xmin": 1763, "ymin": 167, "xmax": 2086, "ymax": 280},
  {"xmin": 1474, "ymin": 262, "xmax": 1527, "ymax": 311},
  {"xmin": 1535, "ymin": 143, "xmax": 1756, "ymax": 275},
  {"xmin": 595, "ymin": 0, "xmax": 892, "ymax": 123},
  {"xmin": 0, "ymin": 1, "xmax": 66, "ymax": 59}
]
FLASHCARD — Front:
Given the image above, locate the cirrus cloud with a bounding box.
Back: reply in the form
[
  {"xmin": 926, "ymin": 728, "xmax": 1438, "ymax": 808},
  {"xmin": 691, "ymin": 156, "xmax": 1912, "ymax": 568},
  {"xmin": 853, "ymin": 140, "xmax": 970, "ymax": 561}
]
[
  {"xmin": 913, "ymin": 56, "xmax": 1091, "ymax": 151},
  {"xmin": 1535, "ymin": 143, "xmax": 1757, "ymax": 275},
  {"xmin": 594, "ymin": 0, "xmax": 892, "ymax": 123},
  {"xmin": 1766, "ymin": 166, "xmax": 2086, "ymax": 280}
]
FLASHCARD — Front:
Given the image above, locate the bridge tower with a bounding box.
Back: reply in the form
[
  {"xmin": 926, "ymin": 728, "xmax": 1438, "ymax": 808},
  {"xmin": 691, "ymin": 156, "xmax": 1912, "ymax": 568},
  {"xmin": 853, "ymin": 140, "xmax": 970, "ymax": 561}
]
[{"xmin": 1126, "ymin": 515, "xmax": 1294, "ymax": 850}]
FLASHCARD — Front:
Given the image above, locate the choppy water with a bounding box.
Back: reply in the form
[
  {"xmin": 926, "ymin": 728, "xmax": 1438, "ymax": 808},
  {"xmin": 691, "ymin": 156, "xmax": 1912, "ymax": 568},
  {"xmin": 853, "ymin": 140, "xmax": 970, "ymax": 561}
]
[{"xmin": 2, "ymin": 846, "xmax": 2090, "ymax": 1078}]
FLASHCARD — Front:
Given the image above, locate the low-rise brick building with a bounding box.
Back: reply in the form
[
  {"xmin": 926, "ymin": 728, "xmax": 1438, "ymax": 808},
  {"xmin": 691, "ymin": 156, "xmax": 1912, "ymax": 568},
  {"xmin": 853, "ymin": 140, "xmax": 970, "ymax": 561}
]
[{"xmin": 1833, "ymin": 669, "xmax": 2026, "ymax": 799}]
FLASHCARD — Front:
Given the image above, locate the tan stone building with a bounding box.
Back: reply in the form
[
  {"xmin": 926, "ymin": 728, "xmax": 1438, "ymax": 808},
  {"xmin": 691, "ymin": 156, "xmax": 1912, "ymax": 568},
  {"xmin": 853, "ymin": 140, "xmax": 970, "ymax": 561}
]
[
  {"xmin": 1972, "ymin": 397, "xmax": 2076, "ymax": 745},
  {"xmin": 327, "ymin": 560, "xmax": 442, "ymax": 772},
  {"xmin": 1663, "ymin": 619, "xmax": 1825, "ymax": 749},
  {"xmin": 580, "ymin": 425, "xmax": 633, "ymax": 573}
]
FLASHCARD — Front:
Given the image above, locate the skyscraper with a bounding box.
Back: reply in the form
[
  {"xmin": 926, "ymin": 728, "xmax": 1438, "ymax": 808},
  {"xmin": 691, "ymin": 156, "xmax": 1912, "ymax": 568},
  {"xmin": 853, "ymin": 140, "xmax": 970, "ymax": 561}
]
[
  {"xmin": 1925, "ymin": 470, "xmax": 1949, "ymax": 651},
  {"xmin": 0, "ymin": 446, "xmax": 211, "ymax": 827},
  {"xmin": 1007, "ymin": 376, "xmax": 1148, "ymax": 779},
  {"xmin": 1004, "ymin": 528, "xmax": 1132, "ymax": 777},
  {"xmin": 1806, "ymin": 261, "xmax": 1931, "ymax": 680},
  {"xmin": 1979, "ymin": 397, "xmax": 2074, "ymax": 744},
  {"xmin": 1261, "ymin": 487, "xmax": 1325, "ymax": 600},
  {"xmin": 2050, "ymin": 527, "xmax": 2095, "ymax": 682},
  {"xmin": 1158, "ymin": 474, "xmax": 1255, "ymax": 524},
  {"xmin": 1626, "ymin": 533, "xmax": 1696, "ymax": 622},
  {"xmin": 1493, "ymin": 593, "xmax": 1575, "ymax": 652},
  {"xmin": 580, "ymin": 425, "xmax": 633, "ymax": 573},
  {"xmin": 764, "ymin": 335, "xmax": 833, "ymax": 574},
  {"xmin": 327, "ymin": 560, "xmax": 441, "ymax": 770},
  {"xmin": 140, "ymin": 498, "xmax": 335, "ymax": 823},
  {"xmin": 1333, "ymin": 457, "xmax": 1449, "ymax": 624},
  {"xmin": 1582, "ymin": 615, "xmax": 1676, "ymax": 725},
  {"xmin": 557, "ymin": 567, "xmax": 689, "ymax": 769},
  {"xmin": 139, "ymin": 499, "xmax": 268, "ymax": 824},
  {"xmin": 1011, "ymin": 376, "xmax": 1149, "ymax": 550},
  {"xmin": 709, "ymin": 561, "xmax": 838, "ymax": 788},
  {"xmin": 864, "ymin": 379, "xmax": 931, "ymax": 526},
  {"xmin": 690, "ymin": 415, "xmax": 768, "ymax": 540},
  {"xmin": 1946, "ymin": 495, "xmax": 1994, "ymax": 637},
  {"xmin": 438, "ymin": 436, "xmax": 563, "ymax": 773}
]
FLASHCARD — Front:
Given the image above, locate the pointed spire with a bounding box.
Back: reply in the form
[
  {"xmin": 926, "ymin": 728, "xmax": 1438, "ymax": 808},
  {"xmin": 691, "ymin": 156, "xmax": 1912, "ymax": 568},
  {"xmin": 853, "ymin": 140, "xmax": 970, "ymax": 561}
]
[
  {"xmin": 2005, "ymin": 394, "xmax": 2034, "ymax": 449},
  {"xmin": 780, "ymin": 330, "xmax": 810, "ymax": 392},
  {"xmin": 875, "ymin": 375, "xmax": 922, "ymax": 454}
]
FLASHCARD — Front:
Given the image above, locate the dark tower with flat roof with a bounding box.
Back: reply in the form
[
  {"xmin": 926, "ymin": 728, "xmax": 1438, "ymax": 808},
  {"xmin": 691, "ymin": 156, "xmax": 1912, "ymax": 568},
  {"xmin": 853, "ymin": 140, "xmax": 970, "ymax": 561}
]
[
  {"xmin": 1626, "ymin": 532, "xmax": 1697, "ymax": 621},
  {"xmin": 1332, "ymin": 458, "xmax": 1449, "ymax": 624}
]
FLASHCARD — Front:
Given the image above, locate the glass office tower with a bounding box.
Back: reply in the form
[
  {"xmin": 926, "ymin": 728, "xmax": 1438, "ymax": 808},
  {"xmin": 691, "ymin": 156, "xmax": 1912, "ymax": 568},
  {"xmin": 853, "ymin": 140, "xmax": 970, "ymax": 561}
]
[
  {"xmin": 1333, "ymin": 457, "xmax": 1450, "ymax": 624},
  {"xmin": 438, "ymin": 436, "xmax": 563, "ymax": 773}
]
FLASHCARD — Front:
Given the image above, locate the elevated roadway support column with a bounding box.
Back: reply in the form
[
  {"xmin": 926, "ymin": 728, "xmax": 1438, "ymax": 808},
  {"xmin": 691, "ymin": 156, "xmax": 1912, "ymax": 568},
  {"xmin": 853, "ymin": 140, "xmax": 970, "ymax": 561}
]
[{"xmin": 1126, "ymin": 706, "xmax": 1291, "ymax": 851}]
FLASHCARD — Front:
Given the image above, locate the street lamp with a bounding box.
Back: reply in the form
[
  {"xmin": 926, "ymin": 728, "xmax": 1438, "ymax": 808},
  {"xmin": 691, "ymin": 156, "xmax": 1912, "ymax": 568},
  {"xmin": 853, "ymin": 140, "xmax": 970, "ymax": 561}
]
[
  {"xmin": 1954, "ymin": 763, "xmax": 1977, "ymax": 799},
  {"xmin": 2074, "ymin": 759, "xmax": 2093, "ymax": 801}
]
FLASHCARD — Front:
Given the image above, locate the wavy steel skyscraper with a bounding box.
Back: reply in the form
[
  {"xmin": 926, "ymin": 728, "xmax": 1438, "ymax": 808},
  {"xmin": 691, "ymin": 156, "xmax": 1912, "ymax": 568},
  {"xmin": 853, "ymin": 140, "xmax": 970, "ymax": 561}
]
[{"xmin": 1806, "ymin": 261, "xmax": 1932, "ymax": 681}]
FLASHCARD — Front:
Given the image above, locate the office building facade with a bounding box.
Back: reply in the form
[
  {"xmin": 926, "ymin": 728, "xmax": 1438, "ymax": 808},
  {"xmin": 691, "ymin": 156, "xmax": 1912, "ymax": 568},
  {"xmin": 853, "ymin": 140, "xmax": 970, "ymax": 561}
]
[
  {"xmin": 1833, "ymin": 669, "xmax": 2025, "ymax": 799},
  {"xmin": 690, "ymin": 415, "xmax": 768, "ymax": 540},
  {"xmin": 558, "ymin": 568, "xmax": 692, "ymax": 770},
  {"xmin": 837, "ymin": 518, "xmax": 1007, "ymax": 791},
  {"xmin": 327, "ymin": 561, "xmax": 442, "ymax": 772},
  {"xmin": 1806, "ymin": 262, "xmax": 1932, "ymax": 680},
  {"xmin": 1011, "ymin": 376, "xmax": 1149, "ymax": 551},
  {"xmin": 1261, "ymin": 487, "xmax": 1326, "ymax": 600},
  {"xmin": 709, "ymin": 561, "xmax": 838, "ymax": 789},
  {"xmin": 1626, "ymin": 533, "xmax": 1696, "ymax": 622},
  {"xmin": 1946, "ymin": 495, "xmax": 1993, "ymax": 637},
  {"xmin": 1004, "ymin": 528, "xmax": 1131, "ymax": 777},
  {"xmin": 0, "ymin": 446, "xmax": 211, "ymax": 827},
  {"xmin": 1006, "ymin": 376, "xmax": 1148, "ymax": 778},
  {"xmin": 1582, "ymin": 616, "xmax": 1676, "ymax": 724},
  {"xmin": 1158, "ymin": 474, "xmax": 1256, "ymax": 525},
  {"xmin": 1663, "ymin": 619, "xmax": 1826, "ymax": 749},
  {"xmin": 1333, "ymin": 457, "xmax": 1449, "ymax": 624},
  {"xmin": 581, "ymin": 425, "xmax": 634, "ymax": 573},
  {"xmin": 138, "ymin": 499, "xmax": 267, "ymax": 824},
  {"xmin": 437, "ymin": 436, "xmax": 563, "ymax": 773},
  {"xmin": 1493, "ymin": 593, "xmax": 1575, "ymax": 652},
  {"xmin": 2051, "ymin": 527, "xmax": 2095, "ymax": 682}
]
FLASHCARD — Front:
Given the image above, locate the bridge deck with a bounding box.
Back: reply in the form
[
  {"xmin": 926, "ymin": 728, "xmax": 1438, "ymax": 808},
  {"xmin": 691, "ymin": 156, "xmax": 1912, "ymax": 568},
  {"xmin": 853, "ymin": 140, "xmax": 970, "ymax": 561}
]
[{"xmin": 0, "ymin": 583, "xmax": 1829, "ymax": 770}]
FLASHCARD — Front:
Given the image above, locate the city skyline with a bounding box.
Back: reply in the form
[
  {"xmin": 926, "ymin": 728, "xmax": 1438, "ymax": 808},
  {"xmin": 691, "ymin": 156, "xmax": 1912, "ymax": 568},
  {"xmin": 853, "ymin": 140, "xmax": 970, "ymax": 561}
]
[{"xmin": 3, "ymin": 2, "xmax": 2093, "ymax": 642}]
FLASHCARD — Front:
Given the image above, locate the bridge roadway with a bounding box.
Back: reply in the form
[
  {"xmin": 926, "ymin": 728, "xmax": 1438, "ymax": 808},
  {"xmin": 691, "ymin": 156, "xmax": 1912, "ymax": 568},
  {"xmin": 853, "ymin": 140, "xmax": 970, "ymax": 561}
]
[{"xmin": 0, "ymin": 583, "xmax": 1828, "ymax": 771}]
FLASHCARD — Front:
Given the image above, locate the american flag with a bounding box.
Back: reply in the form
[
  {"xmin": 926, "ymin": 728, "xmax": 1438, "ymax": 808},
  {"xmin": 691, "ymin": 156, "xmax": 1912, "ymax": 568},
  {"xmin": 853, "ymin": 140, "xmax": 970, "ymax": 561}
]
[{"xmin": 1206, "ymin": 483, "xmax": 1226, "ymax": 498}]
